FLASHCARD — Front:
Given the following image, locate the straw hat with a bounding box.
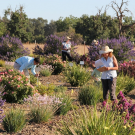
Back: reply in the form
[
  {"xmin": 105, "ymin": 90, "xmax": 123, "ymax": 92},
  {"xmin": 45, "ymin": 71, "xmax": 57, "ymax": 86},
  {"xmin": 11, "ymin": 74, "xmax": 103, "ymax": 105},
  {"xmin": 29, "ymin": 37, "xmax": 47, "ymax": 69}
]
[
  {"xmin": 99, "ymin": 46, "xmax": 113, "ymax": 54},
  {"xmin": 67, "ymin": 36, "xmax": 71, "ymax": 40},
  {"xmin": 93, "ymin": 39, "xmax": 97, "ymax": 43}
]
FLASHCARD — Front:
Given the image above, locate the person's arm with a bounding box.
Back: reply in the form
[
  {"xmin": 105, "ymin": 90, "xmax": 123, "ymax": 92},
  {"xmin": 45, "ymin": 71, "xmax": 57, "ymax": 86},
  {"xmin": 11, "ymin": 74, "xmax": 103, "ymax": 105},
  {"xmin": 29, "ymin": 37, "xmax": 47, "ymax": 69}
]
[
  {"xmin": 105, "ymin": 56, "xmax": 118, "ymax": 71},
  {"xmin": 19, "ymin": 62, "xmax": 30, "ymax": 72},
  {"xmin": 61, "ymin": 44, "xmax": 68, "ymax": 51},
  {"xmin": 31, "ymin": 65, "xmax": 36, "ymax": 76}
]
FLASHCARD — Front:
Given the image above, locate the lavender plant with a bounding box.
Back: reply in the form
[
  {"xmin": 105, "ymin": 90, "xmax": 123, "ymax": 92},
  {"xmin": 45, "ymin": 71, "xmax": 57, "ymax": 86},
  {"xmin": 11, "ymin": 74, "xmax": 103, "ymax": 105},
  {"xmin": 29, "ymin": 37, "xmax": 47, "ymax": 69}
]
[
  {"xmin": 33, "ymin": 34, "xmax": 77, "ymax": 56},
  {"xmin": 24, "ymin": 93, "xmax": 62, "ymax": 123},
  {"xmin": 88, "ymin": 36, "xmax": 135, "ymax": 62},
  {"xmin": 0, "ymin": 35, "xmax": 30, "ymax": 61}
]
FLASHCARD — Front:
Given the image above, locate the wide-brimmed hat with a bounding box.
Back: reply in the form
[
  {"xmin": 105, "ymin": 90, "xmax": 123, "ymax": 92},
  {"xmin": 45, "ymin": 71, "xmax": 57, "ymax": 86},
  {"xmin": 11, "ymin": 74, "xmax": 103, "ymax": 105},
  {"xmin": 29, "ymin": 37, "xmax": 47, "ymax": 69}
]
[
  {"xmin": 67, "ymin": 36, "xmax": 71, "ymax": 40},
  {"xmin": 99, "ymin": 46, "xmax": 113, "ymax": 54},
  {"xmin": 93, "ymin": 39, "xmax": 97, "ymax": 43}
]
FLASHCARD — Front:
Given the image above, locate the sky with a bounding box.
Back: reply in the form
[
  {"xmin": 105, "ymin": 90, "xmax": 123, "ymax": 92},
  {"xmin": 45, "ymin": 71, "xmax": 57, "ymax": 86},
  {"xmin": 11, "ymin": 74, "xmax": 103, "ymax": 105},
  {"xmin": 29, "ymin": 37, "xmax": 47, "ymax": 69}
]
[{"xmin": 0, "ymin": 0, "xmax": 135, "ymax": 23}]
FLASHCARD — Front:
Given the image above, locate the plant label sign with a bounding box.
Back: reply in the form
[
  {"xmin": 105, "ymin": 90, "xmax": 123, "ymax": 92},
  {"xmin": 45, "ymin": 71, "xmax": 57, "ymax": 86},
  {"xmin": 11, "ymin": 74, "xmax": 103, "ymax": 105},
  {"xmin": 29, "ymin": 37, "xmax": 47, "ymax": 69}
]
[
  {"xmin": 80, "ymin": 61, "xmax": 84, "ymax": 65},
  {"xmin": 69, "ymin": 62, "xmax": 73, "ymax": 67}
]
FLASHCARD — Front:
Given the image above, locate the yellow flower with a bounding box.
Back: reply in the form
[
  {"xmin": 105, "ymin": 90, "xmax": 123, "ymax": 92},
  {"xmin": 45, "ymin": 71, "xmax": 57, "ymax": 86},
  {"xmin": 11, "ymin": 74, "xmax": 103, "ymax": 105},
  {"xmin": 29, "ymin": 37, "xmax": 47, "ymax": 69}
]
[
  {"xmin": 71, "ymin": 89, "xmax": 74, "ymax": 95},
  {"xmin": 123, "ymin": 126, "xmax": 127, "ymax": 129},
  {"xmin": 132, "ymin": 128, "xmax": 135, "ymax": 132},
  {"xmin": 113, "ymin": 133, "xmax": 116, "ymax": 135},
  {"xmin": 36, "ymin": 81, "xmax": 41, "ymax": 85},
  {"xmin": 127, "ymin": 124, "xmax": 130, "ymax": 128},
  {"xmin": 104, "ymin": 126, "xmax": 109, "ymax": 129}
]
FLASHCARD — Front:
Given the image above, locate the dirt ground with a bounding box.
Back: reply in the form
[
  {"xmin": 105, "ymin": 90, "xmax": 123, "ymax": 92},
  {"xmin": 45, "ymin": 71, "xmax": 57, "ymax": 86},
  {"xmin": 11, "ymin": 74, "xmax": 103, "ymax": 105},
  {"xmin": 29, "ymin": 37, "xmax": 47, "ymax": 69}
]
[
  {"xmin": 0, "ymin": 73, "xmax": 135, "ymax": 135},
  {"xmin": 23, "ymin": 43, "xmax": 89, "ymax": 55}
]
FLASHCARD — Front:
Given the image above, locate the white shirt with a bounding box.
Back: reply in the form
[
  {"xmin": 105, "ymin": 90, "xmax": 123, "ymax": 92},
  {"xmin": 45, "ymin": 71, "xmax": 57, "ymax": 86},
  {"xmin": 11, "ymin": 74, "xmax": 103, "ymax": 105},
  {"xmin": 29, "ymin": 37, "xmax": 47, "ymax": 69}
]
[
  {"xmin": 62, "ymin": 41, "xmax": 71, "ymax": 52},
  {"xmin": 101, "ymin": 56, "xmax": 117, "ymax": 79}
]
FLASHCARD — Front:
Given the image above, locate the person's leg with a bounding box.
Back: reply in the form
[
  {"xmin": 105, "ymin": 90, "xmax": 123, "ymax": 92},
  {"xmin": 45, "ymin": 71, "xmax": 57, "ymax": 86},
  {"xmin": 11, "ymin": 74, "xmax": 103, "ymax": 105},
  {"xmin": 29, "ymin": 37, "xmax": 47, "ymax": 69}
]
[
  {"xmin": 14, "ymin": 62, "xmax": 21, "ymax": 70},
  {"xmin": 101, "ymin": 79, "xmax": 109, "ymax": 102},
  {"xmin": 62, "ymin": 51, "xmax": 66, "ymax": 61},
  {"xmin": 66, "ymin": 52, "xmax": 72, "ymax": 61},
  {"xmin": 23, "ymin": 69, "xmax": 30, "ymax": 83},
  {"xmin": 108, "ymin": 77, "xmax": 117, "ymax": 101}
]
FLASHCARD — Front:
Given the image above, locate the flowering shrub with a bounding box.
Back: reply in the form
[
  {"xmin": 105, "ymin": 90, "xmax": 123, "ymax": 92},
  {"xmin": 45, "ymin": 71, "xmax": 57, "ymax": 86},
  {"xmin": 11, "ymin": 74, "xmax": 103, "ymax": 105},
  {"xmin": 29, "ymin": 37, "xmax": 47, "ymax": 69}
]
[
  {"xmin": 0, "ymin": 91, "xmax": 5, "ymax": 123},
  {"xmin": 118, "ymin": 60, "xmax": 135, "ymax": 79},
  {"xmin": 0, "ymin": 35, "xmax": 30, "ymax": 61},
  {"xmin": 39, "ymin": 64, "xmax": 53, "ymax": 77},
  {"xmin": 0, "ymin": 69, "xmax": 34, "ymax": 103},
  {"xmin": 43, "ymin": 54, "xmax": 66, "ymax": 75},
  {"xmin": 33, "ymin": 35, "xmax": 77, "ymax": 55},
  {"xmin": 103, "ymin": 91, "xmax": 135, "ymax": 126},
  {"xmin": 88, "ymin": 36, "xmax": 135, "ymax": 62},
  {"xmin": 63, "ymin": 62, "xmax": 91, "ymax": 86},
  {"xmin": 79, "ymin": 54, "xmax": 91, "ymax": 67}
]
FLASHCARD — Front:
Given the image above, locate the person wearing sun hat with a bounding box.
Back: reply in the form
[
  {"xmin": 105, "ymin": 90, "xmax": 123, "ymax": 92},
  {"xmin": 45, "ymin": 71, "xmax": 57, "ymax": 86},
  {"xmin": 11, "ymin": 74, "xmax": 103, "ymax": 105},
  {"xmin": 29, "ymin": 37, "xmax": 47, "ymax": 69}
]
[
  {"xmin": 99, "ymin": 46, "xmax": 118, "ymax": 103},
  {"xmin": 61, "ymin": 36, "xmax": 72, "ymax": 61}
]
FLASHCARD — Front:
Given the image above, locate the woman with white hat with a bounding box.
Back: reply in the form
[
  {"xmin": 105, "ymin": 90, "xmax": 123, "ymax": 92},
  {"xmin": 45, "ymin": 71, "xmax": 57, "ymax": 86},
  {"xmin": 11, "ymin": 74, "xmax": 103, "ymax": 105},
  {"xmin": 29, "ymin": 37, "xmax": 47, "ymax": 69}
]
[
  {"xmin": 99, "ymin": 46, "xmax": 118, "ymax": 103},
  {"xmin": 61, "ymin": 36, "xmax": 72, "ymax": 61}
]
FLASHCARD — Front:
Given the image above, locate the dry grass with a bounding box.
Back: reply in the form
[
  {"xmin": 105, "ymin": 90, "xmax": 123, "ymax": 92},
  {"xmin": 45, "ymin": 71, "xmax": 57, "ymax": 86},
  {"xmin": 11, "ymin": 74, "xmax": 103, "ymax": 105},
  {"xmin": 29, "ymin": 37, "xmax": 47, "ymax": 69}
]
[{"xmin": 23, "ymin": 43, "xmax": 89, "ymax": 55}]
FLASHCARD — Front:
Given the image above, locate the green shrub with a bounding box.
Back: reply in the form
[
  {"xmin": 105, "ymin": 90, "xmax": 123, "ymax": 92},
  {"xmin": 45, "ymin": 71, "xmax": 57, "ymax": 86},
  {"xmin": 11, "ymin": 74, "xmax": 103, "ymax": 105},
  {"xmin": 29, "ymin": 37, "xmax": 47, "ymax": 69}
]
[
  {"xmin": 43, "ymin": 54, "xmax": 66, "ymax": 75},
  {"xmin": 2, "ymin": 108, "xmax": 26, "ymax": 133},
  {"xmin": 39, "ymin": 64, "xmax": 53, "ymax": 77},
  {"xmin": 116, "ymin": 73, "xmax": 135, "ymax": 95},
  {"xmin": 54, "ymin": 85, "xmax": 67, "ymax": 93},
  {"xmin": 78, "ymin": 85, "xmax": 103, "ymax": 105},
  {"xmin": 57, "ymin": 107, "xmax": 134, "ymax": 135},
  {"xmin": 63, "ymin": 63, "xmax": 91, "ymax": 86},
  {"xmin": 36, "ymin": 84, "xmax": 55, "ymax": 96},
  {"xmin": 0, "ymin": 60, "xmax": 5, "ymax": 67},
  {"xmin": 55, "ymin": 94, "xmax": 73, "ymax": 115},
  {"xmin": 29, "ymin": 105, "xmax": 54, "ymax": 123},
  {"xmin": 30, "ymin": 74, "xmax": 37, "ymax": 85},
  {"xmin": 0, "ymin": 69, "xmax": 33, "ymax": 103},
  {"xmin": 40, "ymin": 69, "xmax": 52, "ymax": 77}
]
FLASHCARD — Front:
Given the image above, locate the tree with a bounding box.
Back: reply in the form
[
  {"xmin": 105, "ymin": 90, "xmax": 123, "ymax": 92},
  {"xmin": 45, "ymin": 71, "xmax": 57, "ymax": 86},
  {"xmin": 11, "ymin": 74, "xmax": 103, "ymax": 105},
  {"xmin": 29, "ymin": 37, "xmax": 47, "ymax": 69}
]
[
  {"xmin": 7, "ymin": 6, "xmax": 31, "ymax": 42},
  {"xmin": 44, "ymin": 20, "xmax": 57, "ymax": 36},
  {"xmin": 111, "ymin": 0, "xmax": 135, "ymax": 35}
]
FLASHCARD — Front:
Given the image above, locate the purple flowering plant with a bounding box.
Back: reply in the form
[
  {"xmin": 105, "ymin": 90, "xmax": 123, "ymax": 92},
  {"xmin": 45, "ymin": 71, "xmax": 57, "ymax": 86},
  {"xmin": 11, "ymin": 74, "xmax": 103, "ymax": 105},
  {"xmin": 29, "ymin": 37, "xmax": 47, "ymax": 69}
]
[
  {"xmin": 88, "ymin": 36, "xmax": 135, "ymax": 62},
  {"xmin": 102, "ymin": 91, "xmax": 135, "ymax": 127},
  {"xmin": 0, "ymin": 35, "xmax": 30, "ymax": 61},
  {"xmin": 33, "ymin": 34, "xmax": 77, "ymax": 56},
  {"xmin": 118, "ymin": 60, "xmax": 135, "ymax": 79}
]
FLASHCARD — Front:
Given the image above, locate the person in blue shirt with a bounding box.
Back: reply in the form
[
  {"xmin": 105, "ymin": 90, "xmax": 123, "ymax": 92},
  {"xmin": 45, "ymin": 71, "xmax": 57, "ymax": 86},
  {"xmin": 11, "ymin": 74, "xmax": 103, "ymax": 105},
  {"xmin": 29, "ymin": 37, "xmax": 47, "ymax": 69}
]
[
  {"xmin": 14, "ymin": 56, "xmax": 40, "ymax": 81},
  {"xmin": 61, "ymin": 36, "xmax": 72, "ymax": 61}
]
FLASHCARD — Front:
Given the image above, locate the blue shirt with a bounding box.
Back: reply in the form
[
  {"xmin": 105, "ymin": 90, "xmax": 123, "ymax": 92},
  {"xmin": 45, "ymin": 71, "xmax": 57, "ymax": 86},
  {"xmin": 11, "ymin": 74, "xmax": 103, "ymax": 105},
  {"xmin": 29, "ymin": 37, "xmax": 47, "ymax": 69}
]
[
  {"xmin": 101, "ymin": 56, "xmax": 117, "ymax": 79},
  {"xmin": 16, "ymin": 56, "xmax": 36, "ymax": 75}
]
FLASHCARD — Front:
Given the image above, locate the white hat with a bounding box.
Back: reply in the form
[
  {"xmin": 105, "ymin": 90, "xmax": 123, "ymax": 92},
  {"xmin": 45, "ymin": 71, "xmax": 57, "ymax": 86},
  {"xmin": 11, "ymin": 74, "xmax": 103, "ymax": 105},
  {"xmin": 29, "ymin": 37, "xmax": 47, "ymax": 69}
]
[
  {"xmin": 67, "ymin": 36, "xmax": 71, "ymax": 40},
  {"xmin": 99, "ymin": 46, "xmax": 113, "ymax": 54},
  {"xmin": 93, "ymin": 39, "xmax": 97, "ymax": 43}
]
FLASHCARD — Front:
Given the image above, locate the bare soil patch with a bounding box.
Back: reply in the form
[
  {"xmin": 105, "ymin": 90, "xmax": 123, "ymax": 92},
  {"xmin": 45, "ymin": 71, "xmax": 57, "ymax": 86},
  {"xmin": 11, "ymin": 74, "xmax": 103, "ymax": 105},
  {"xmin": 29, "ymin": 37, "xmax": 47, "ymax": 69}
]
[{"xmin": 23, "ymin": 43, "xmax": 89, "ymax": 55}]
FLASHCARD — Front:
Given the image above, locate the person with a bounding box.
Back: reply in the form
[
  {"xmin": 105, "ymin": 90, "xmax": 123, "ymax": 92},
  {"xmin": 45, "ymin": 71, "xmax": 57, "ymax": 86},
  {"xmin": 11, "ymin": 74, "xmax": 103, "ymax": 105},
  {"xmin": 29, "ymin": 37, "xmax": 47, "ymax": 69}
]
[
  {"xmin": 61, "ymin": 36, "xmax": 72, "ymax": 61},
  {"xmin": 92, "ymin": 39, "xmax": 99, "ymax": 48},
  {"xmin": 14, "ymin": 56, "xmax": 40, "ymax": 82},
  {"xmin": 99, "ymin": 46, "xmax": 118, "ymax": 103},
  {"xmin": 91, "ymin": 67, "xmax": 102, "ymax": 82}
]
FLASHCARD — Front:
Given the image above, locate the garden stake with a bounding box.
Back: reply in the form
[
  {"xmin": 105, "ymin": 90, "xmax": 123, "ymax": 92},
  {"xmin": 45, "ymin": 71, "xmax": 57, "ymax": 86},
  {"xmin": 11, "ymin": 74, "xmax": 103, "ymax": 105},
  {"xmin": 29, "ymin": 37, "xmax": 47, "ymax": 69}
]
[{"xmin": 37, "ymin": 76, "xmax": 39, "ymax": 86}]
